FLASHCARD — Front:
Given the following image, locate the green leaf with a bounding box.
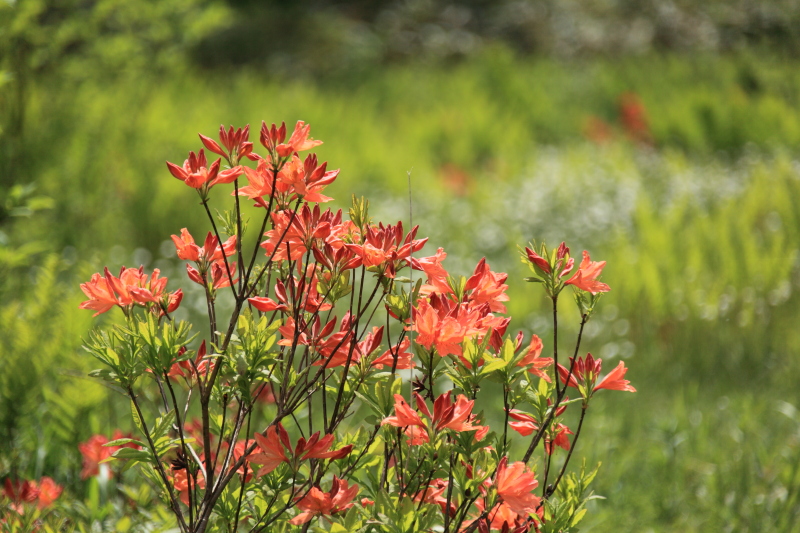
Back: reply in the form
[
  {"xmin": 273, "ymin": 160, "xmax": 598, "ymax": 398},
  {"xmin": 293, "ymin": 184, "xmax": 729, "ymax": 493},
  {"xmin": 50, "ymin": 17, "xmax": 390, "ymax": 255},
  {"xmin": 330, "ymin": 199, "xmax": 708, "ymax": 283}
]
[
  {"xmin": 104, "ymin": 438, "xmax": 145, "ymax": 448},
  {"xmin": 480, "ymin": 358, "xmax": 507, "ymax": 375},
  {"xmin": 151, "ymin": 410, "xmax": 176, "ymax": 441},
  {"xmin": 112, "ymin": 447, "xmax": 152, "ymax": 461},
  {"xmin": 570, "ymin": 508, "xmax": 587, "ymax": 526},
  {"xmin": 130, "ymin": 399, "xmax": 143, "ymax": 432}
]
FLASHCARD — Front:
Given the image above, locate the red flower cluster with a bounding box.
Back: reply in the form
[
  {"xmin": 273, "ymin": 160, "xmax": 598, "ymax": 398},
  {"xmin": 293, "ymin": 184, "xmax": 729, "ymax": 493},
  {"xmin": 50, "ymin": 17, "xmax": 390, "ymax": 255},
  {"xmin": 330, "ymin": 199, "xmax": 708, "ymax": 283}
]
[
  {"xmin": 558, "ymin": 353, "xmax": 636, "ymax": 396},
  {"xmin": 525, "ymin": 244, "xmax": 610, "ymax": 295},
  {"xmin": 508, "ymin": 409, "xmax": 572, "ymax": 455},
  {"xmin": 382, "ymin": 391, "xmax": 488, "ymax": 445},
  {"xmin": 289, "ymin": 476, "xmax": 359, "ymax": 525},
  {"xmin": 166, "ymin": 149, "xmax": 242, "ymax": 192},
  {"xmin": 79, "ymin": 266, "xmax": 182, "ymax": 317},
  {"xmin": 249, "ymin": 423, "xmax": 353, "ymax": 477},
  {"xmin": 172, "ymin": 228, "xmax": 238, "ymax": 290}
]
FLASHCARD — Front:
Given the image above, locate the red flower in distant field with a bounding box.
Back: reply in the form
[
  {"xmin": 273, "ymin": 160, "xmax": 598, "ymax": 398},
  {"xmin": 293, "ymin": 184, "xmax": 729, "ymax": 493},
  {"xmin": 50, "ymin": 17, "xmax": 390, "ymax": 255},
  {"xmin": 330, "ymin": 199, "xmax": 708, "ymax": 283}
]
[
  {"xmin": 78, "ymin": 431, "xmax": 140, "ymax": 479},
  {"xmin": 618, "ymin": 92, "xmax": 652, "ymax": 145},
  {"xmin": 289, "ymin": 476, "xmax": 359, "ymax": 525},
  {"xmin": 557, "ymin": 353, "xmax": 635, "ymax": 396},
  {"xmin": 78, "ymin": 434, "xmax": 113, "ymax": 479},
  {"xmin": 494, "ymin": 458, "xmax": 540, "ymax": 514},
  {"xmin": 35, "ymin": 477, "xmax": 63, "ymax": 509},
  {"xmin": 584, "ymin": 115, "xmax": 613, "ymax": 144},
  {"xmin": 2, "ymin": 478, "xmax": 39, "ymax": 514},
  {"xmin": 564, "ymin": 251, "xmax": 610, "ymax": 294}
]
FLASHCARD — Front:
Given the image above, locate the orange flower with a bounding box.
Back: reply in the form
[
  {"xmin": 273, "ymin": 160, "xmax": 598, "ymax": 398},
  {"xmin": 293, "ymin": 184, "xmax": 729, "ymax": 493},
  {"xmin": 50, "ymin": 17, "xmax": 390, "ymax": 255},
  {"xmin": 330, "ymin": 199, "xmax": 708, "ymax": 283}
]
[
  {"xmin": 78, "ymin": 434, "xmax": 114, "ymax": 479},
  {"xmin": 35, "ymin": 477, "xmax": 63, "ymax": 510},
  {"xmin": 557, "ymin": 353, "xmax": 635, "ymax": 396},
  {"xmin": 494, "ymin": 458, "xmax": 540, "ymax": 515},
  {"xmin": 295, "ymin": 433, "xmax": 353, "ymax": 462},
  {"xmin": 276, "ymin": 153, "xmax": 338, "ymax": 203},
  {"xmin": 250, "ymin": 425, "xmax": 290, "ymax": 476},
  {"xmin": 261, "ymin": 206, "xmax": 347, "ymax": 262},
  {"xmin": 516, "ymin": 335, "xmax": 552, "ymax": 382},
  {"xmin": 199, "ymin": 124, "xmax": 254, "ymax": 161},
  {"xmin": 289, "ymin": 476, "xmax": 358, "ymax": 525},
  {"xmin": 165, "ymin": 341, "xmax": 213, "ymax": 381},
  {"xmin": 78, "ymin": 431, "xmax": 140, "ymax": 479},
  {"xmin": 80, "ymin": 267, "xmax": 180, "ymax": 316},
  {"xmin": 239, "ymin": 156, "xmax": 291, "ymax": 208},
  {"xmin": 595, "ymin": 361, "xmax": 637, "ymax": 392},
  {"xmin": 381, "ymin": 391, "xmax": 486, "ymax": 445},
  {"xmin": 173, "ymin": 468, "xmax": 206, "ymax": 505},
  {"xmin": 465, "ymin": 258, "xmax": 509, "ymax": 314},
  {"xmin": 413, "ymin": 298, "xmax": 466, "ymax": 357},
  {"xmin": 250, "ymin": 423, "xmax": 352, "ymax": 477},
  {"xmin": 345, "ymin": 222, "xmax": 427, "ymax": 278},
  {"xmin": 413, "ymin": 247, "xmax": 452, "ymax": 296},
  {"xmin": 472, "ymin": 500, "xmax": 532, "ymax": 532},
  {"xmin": 564, "ymin": 251, "xmax": 610, "ymax": 294},
  {"xmin": 507, "ymin": 408, "xmax": 569, "ymax": 455},
  {"xmin": 171, "ymin": 229, "xmax": 236, "ymax": 265},
  {"xmin": 276, "ymin": 120, "xmax": 323, "ymax": 158},
  {"xmin": 381, "ymin": 394, "xmax": 425, "ymax": 430},
  {"xmin": 166, "ymin": 149, "xmax": 241, "ymax": 192},
  {"xmin": 247, "ymin": 296, "xmax": 288, "ymax": 313},
  {"xmin": 413, "ymin": 478, "xmax": 456, "ymax": 516},
  {"xmin": 371, "ymin": 339, "xmax": 415, "ymax": 370}
]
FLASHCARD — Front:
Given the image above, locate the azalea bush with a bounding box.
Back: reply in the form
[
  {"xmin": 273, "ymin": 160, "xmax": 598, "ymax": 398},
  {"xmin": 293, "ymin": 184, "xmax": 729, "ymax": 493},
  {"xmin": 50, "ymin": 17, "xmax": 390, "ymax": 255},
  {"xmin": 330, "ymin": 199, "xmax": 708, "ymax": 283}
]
[{"xmin": 76, "ymin": 120, "xmax": 635, "ymax": 533}]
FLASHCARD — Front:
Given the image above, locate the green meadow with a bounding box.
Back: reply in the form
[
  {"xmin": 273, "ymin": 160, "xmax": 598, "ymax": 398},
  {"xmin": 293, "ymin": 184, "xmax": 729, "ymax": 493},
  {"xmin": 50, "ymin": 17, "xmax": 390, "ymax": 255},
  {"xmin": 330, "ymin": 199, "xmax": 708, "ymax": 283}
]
[{"xmin": 3, "ymin": 43, "xmax": 800, "ymax": 530}]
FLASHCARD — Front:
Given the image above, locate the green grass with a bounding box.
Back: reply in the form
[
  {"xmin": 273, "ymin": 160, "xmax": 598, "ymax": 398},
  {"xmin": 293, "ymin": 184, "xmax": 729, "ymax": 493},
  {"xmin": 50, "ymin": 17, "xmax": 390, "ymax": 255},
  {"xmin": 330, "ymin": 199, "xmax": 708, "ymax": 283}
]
[{"xmin": 3, "ymin": 48, "xmax": 800, "ymax": 530}]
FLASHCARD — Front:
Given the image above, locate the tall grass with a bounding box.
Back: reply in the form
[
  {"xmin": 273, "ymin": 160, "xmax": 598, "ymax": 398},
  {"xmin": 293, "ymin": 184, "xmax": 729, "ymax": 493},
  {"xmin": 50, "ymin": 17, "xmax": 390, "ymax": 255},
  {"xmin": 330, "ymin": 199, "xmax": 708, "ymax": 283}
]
[{"xmin": 3, "ymin": 49, "xmax": 800, "ymax": 530}]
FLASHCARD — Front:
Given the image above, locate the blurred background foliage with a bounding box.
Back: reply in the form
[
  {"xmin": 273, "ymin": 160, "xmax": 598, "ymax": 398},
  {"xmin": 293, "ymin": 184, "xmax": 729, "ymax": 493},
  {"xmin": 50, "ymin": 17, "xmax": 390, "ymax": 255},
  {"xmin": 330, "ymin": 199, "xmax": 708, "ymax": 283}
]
[{"xmin": 2, "ymin": 0, "xmax": 800, "ymax": 530}]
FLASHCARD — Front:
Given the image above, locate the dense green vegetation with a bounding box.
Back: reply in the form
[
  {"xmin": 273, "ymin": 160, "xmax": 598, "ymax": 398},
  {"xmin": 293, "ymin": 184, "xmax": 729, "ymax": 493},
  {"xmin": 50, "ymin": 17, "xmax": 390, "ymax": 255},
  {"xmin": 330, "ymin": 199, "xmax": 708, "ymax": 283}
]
[{"xmin": 3, "ymin": 2, "xmax": 800, "ymax": 529}]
